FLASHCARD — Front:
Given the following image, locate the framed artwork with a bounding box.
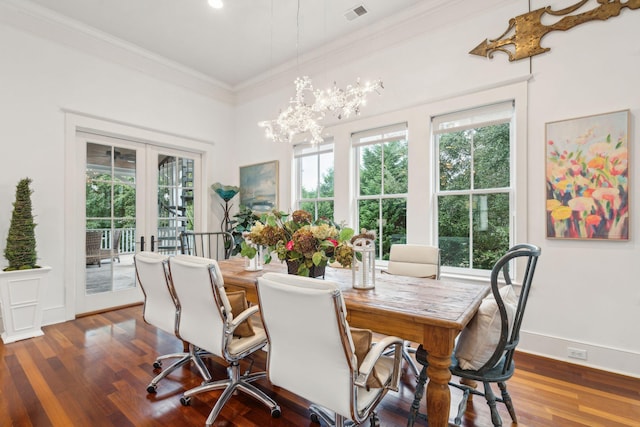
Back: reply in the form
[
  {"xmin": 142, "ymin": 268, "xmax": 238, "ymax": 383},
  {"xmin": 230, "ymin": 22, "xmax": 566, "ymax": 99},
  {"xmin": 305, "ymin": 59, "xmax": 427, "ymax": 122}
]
[
  {"xmin": 545, "ymin": 109, "xmax": 630, "ymax": 240},
  {"xmin": 239, "ymin": 160, "xmax": 279, "ymax": 214}
]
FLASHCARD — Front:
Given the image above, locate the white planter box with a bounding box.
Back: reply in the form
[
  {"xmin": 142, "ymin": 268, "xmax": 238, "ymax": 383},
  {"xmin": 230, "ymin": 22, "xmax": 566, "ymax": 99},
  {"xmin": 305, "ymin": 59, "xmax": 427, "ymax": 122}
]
[{"xmin": 0, "ymin": 266, "xmax": 51, "ymax": 344}]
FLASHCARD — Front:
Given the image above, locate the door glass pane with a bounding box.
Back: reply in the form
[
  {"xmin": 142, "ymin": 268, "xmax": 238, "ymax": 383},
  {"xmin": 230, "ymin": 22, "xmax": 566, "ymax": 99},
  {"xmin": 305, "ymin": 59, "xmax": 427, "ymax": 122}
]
[
  {"xmin": 85, "ymin": 143, "xmax": 136, "ymax": 295},
  {"xmin": 157, "ymin": 155, "xmax": 195, "ymax": 254}
]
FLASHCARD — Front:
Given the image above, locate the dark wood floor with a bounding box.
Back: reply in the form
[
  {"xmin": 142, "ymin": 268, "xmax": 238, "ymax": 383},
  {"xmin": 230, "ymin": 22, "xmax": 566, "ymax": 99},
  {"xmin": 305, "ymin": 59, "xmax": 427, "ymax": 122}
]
[{"xmin": 1, "ymin": 305, "xmax": 639, "ymax": 426}]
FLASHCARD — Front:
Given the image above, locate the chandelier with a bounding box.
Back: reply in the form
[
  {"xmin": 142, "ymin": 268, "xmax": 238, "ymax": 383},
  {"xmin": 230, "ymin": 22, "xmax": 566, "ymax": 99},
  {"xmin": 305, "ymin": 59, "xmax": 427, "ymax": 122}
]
[{"xmin": 258, "ymin": 76, "xmax": 383, "ymax": 145}]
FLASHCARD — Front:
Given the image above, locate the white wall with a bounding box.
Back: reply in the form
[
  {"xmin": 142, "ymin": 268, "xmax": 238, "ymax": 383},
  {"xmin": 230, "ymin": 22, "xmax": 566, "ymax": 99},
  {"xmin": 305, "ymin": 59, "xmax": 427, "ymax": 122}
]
[
  {"xmin": 0, "ymin": 22, "xmax": 236, "ymax": 325},
  {"xmin": 235, "ymin": 1, "xmax": 640, "ymax": 377},
  {"xmin": 2, "ymin": 0, "xmax": 638, "ymax": 377}
]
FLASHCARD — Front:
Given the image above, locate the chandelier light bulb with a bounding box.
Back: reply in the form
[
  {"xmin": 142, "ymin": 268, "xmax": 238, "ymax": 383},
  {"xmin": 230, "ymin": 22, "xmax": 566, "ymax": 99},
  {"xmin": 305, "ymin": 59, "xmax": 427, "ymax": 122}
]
[{"xmin": 208, "ymin": 0, "xmax": 223, "ymax": 9}]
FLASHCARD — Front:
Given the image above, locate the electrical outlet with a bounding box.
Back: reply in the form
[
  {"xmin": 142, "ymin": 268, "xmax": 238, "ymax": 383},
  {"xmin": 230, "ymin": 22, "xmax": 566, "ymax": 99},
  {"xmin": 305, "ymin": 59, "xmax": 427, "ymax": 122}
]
[{"xmin": 568, "ymin": 347, "xmax": 588, "ymax": 360}]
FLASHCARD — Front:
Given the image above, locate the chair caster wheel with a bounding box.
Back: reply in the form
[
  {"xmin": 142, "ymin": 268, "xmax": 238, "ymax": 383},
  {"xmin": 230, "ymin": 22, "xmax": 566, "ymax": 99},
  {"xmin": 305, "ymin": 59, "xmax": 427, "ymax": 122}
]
[
  {"xmin": 368, "ymin": 412, "xmax": 381, "ymax": 427},
  {"xmin": 310, "ymin": 413, "xmax": 320, "ymax": 424},
  {"xmin": 180, "ymin": 396, "xmax": 191, "ymax": 406},
  {"xmin": 146, "ymin": 384, "xmax": 157, "ymax": 394},
  {"xmin": 153, "ymin": 361, "xmax": 162, "ymax": 369},
  {"xmin": 271, "ymin": 408, "xmax": 281, "ymax": 418}
]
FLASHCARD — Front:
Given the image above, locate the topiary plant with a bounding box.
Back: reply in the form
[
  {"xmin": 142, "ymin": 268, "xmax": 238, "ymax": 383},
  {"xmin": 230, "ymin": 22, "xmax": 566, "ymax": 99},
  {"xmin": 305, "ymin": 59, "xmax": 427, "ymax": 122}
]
[{"xmin": 4, "ymin": 178, "xmax": 39, "ymax": 271}]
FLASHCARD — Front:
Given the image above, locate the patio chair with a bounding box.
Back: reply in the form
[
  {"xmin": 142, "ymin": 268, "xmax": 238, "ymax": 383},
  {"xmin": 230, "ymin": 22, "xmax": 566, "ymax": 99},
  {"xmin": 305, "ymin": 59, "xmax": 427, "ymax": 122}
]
[
  {"xmin": 85, "ymin": 230, "xmax": 102, "ymax": 266},
  {"xmin": 100, "ymin": 229, "xmax": 122, "ymax": 263}
]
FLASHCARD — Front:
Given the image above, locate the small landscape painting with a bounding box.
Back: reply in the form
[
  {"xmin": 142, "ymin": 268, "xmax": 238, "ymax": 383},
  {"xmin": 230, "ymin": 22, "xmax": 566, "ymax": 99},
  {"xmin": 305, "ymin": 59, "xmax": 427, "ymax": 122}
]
[
  {"xmin": 240, "ymin": 160, "xmax": 279, "ymax": 214},
  {"xmin": 545, "ymin": 110, "xmax": 629, "ymax": 240}
]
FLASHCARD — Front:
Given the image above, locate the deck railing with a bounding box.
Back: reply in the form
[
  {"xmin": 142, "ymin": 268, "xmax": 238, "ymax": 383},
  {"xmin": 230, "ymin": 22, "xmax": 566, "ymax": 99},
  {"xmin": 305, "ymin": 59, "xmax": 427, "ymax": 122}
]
[
  {"xmin": 89, "ymin": 228, "xmax": 136, "ymax": 254},
  {"xmin": 89, "ymin": 228, "xmax": 185, "ymax": 254}
]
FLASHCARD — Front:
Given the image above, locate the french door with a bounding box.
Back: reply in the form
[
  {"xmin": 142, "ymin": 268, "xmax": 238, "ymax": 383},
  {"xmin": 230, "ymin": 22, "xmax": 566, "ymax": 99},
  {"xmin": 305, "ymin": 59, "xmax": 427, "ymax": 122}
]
[{"xmin": 79, "ymin": 133, "xmax": 200, "ymax": 314}]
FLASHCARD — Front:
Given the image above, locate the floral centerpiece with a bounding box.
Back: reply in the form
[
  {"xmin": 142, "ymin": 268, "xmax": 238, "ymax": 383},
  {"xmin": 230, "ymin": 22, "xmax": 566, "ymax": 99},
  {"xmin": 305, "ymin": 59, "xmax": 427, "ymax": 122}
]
[{"xmin": 242, "ymin": 209, "xmax": 354, "ymax": 277}]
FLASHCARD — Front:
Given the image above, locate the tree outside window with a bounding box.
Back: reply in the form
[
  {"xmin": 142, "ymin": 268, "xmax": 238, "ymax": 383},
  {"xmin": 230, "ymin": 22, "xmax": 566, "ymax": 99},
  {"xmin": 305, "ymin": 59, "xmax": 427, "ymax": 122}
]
[
  {"xmin": 435, "ymin": 103, "xmax": 512, "ymax": 271},
  {"xmin": 295, "ymin": 141, "xmax": 335, "ymax": 220},
  {"xmin": 354, "ymin": 124, "xmax": 408, "ymax": 260}
]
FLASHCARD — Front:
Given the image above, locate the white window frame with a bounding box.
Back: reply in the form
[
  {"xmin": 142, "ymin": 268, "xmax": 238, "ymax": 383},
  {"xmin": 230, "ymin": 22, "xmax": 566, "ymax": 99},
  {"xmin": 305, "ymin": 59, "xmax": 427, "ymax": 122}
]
[
  {"xmin": 433, "ymin": 101, "xmax": 514, "ymax": 277},
  {"xmin": 293, "ymin": 138, "xmax": 335, "ymax": 219},
  {"xmin": 352, "ymin": 123, "xmax": 409, "ymax": 260}
]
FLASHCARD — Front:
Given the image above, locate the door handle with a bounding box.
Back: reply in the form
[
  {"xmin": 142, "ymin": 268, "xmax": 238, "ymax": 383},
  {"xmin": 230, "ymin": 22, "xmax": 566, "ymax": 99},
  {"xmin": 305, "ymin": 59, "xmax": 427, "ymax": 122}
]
[
  {"xmin": 151, "ymin": 235, "xmax": 155, "ymax": 252},
  {"xmin": 140, "ymin": 235, "xmax": 145, "ymax": 252}
]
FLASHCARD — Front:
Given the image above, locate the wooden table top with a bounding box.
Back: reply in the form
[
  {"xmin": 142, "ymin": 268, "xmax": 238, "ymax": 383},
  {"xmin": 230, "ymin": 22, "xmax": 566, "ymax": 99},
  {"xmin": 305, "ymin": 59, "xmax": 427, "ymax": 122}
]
[{"xmin": 218, "ymin": 258, "xmax": 489, "ymax": 333}]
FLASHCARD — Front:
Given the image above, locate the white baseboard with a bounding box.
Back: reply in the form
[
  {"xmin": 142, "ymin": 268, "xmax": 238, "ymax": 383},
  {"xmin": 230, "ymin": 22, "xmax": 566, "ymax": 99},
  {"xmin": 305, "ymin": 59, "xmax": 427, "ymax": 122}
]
[
  {"xmin": 519, "ymin": 330, "xmax": 640, "ymax": 378},
  {"xmin": 0, "ymin": 305, "xmax": 68, "ymax": 335},
  {"xmin": 42, "ymin": 305, "xmax": 68, "ymax": 327}
]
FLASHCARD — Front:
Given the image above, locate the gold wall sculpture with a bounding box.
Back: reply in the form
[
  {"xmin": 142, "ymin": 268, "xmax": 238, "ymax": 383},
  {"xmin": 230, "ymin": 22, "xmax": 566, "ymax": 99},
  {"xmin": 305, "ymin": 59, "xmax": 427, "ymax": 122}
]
[{"xmin": 470, "ymin": 0, "xmax": 640, "ymax": 61}]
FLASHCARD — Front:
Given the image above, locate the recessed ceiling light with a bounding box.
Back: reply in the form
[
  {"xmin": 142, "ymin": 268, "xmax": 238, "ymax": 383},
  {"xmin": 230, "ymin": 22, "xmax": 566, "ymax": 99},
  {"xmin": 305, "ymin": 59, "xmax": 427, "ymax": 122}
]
[{"xmin": 208, "ymin": 0, "xmax": 223, "ymax": 9}]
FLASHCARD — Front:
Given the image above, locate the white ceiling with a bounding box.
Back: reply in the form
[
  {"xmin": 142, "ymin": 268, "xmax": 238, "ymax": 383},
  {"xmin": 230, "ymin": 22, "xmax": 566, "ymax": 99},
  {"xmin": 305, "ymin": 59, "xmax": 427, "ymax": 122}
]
[{"xmin": 24, "ymin": 0, "xmax": 432, "ymax": 89}]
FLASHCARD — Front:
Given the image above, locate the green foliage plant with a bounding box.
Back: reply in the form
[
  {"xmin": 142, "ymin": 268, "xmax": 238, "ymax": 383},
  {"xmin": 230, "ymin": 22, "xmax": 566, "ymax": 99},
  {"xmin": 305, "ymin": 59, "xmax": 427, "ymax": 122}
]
[
  {"xmin": 4, "ymin": 178, "xmax": 39, "ymax": 271},
  {"xmin": 230, "ymin": 206, "xmax": 259, "ymax": 256}
]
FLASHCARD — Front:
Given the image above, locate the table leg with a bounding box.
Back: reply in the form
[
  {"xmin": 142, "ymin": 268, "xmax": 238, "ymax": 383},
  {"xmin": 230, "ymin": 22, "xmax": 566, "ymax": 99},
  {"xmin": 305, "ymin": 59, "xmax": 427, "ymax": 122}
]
[{"xmin": 423, "ymin": 327, "xmax": 456, "ymax": 427}]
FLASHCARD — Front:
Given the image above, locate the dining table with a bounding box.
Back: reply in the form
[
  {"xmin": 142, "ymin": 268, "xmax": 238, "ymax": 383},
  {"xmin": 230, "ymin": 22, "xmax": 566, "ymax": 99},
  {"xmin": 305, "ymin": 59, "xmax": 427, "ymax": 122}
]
[{"xmin": 217, "ymin": 258, "xmax": 489, "ymax": 427}]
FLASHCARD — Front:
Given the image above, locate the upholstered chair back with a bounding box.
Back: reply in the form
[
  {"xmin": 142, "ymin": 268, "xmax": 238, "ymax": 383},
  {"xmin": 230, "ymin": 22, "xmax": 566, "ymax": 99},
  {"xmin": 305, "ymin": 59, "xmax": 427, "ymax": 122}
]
[
  {"xmin": 134, "ymin": 251, "xmax": 177, "ymax": 335},
  {"xmin": 257, "ymin": 272, "xmax": 356, "ymax": 420},
  {"xmin": 168, "ymin": 254, "xmax": 228, "ymax": 357},
  {"xmin": 387, "ymin": 244, "xmax": 440, "ymax": 279}
]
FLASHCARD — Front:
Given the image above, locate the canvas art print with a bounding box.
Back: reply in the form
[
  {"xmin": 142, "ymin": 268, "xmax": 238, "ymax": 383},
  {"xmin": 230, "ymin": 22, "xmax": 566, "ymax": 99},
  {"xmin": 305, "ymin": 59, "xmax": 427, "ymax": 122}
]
[
  {"xmin": 239, "ymin": 160, "xmax": 279, "ymax": 214},
  {"xmin": 546, "ymin": 110, "xmax": 630, "ymax": 240}
]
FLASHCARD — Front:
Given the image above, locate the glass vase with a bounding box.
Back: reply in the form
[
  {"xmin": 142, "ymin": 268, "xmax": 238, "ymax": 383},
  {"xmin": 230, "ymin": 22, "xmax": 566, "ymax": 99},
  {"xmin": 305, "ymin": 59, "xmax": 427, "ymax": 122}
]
[{"xmin": 243, "ymin": 241, "xmax": 263, "ymax": 271}]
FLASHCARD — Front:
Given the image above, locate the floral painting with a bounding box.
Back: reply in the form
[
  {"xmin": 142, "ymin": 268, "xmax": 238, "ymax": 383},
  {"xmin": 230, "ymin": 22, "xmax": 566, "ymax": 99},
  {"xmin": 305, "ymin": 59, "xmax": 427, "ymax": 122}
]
[{"xmin": 546, "ymin": 110, "xmax": 629, "ymax": 240}]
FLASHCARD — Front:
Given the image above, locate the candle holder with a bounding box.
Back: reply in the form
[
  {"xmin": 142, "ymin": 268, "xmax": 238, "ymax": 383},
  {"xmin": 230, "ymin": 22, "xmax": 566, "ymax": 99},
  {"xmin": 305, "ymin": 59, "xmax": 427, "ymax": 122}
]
[{"xmin": 351, "ymin": 236, "xmax": 375, "ymax": 289}]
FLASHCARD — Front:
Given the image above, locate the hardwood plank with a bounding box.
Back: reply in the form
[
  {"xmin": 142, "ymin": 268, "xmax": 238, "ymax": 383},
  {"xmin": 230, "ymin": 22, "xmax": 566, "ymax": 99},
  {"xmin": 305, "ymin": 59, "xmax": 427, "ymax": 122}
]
[{"xmin": 1, "ymin": 305, "xmax": 638, "ymax": 426}]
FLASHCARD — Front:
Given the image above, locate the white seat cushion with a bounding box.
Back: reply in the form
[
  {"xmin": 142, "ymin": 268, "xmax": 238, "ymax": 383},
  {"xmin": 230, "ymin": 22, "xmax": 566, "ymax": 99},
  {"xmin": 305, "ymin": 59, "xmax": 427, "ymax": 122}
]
[{"xmin": 355, "ymin": 356, "xmax": 395, "ymax": 415}]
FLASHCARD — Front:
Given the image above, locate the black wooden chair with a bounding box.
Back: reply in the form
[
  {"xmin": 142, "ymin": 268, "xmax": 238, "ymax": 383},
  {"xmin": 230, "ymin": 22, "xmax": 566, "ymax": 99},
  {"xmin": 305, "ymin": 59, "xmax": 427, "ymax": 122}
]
[
  {"xmin": 178, "ymin": 231, "xmax": 233, "ymax": 260},
  {"xmin": 408, "ymin": 243, "xmax": 541, "ymax": 427}
]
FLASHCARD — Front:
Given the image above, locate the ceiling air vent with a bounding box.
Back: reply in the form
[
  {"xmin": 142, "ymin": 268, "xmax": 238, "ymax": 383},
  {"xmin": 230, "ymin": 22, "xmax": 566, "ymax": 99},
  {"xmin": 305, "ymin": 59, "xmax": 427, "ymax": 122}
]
[{"xmin": 344, "ymin": 5, "xmax": 368, "ymax": 21}]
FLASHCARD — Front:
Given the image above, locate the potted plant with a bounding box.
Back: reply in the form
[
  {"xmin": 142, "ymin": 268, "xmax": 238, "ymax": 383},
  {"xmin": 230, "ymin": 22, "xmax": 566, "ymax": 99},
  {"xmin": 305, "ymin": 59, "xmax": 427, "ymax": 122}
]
[
  {"xmin": 229, "ymin": 206, "xmax": 259, "ymax": 256},
  {"xmin": 0, "ymin": 178, "xmax": 51, "ymax": 343}
]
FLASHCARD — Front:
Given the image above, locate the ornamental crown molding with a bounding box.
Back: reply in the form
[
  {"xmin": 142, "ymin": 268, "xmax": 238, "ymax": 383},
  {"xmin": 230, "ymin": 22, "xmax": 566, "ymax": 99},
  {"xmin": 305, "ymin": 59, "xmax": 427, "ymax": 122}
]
[{"xmin": 0, "ymin": 0, "xmax": 234, "ymax": 103}]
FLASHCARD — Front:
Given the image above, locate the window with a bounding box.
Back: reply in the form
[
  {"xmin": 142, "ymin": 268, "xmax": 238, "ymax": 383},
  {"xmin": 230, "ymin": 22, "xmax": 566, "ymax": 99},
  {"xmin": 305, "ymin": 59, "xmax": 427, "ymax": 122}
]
[
  {"xmin": 353, "ymin": 123, "xmax": 408, "ymax": 260},
  {"xmin": 433, "ymin": 101, "xmax": 513, "ymax": 272},
  {"xmin": 294, "ymin": 139, "xmax": 335, "ymax": 220}
]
